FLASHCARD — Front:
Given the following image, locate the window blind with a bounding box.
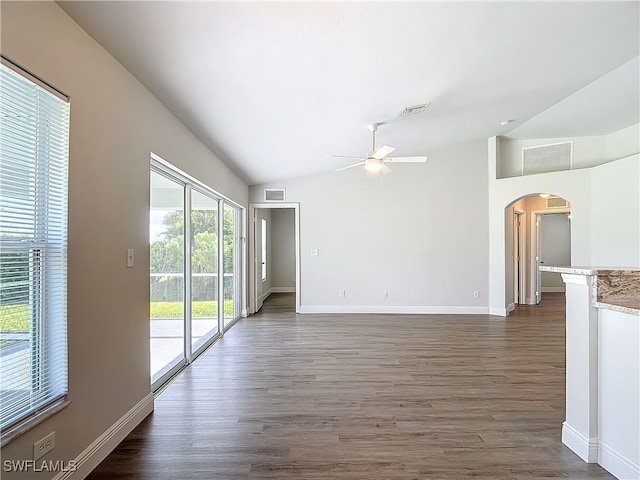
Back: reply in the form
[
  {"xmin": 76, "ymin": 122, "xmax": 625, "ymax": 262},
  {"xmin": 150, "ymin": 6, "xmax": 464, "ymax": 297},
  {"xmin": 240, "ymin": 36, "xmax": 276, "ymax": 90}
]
[{"xmin": 0, "ymin": 57, "xmax": 69, "ymax": 436}]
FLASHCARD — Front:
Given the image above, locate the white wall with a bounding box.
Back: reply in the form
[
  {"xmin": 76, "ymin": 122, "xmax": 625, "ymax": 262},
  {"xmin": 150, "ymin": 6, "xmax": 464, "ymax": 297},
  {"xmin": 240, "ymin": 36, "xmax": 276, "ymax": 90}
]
[
  {"xmin": 271, "ymin": 208, "xmax": 296, "ymax": 291},
  {"xmin": 591, "ymin": 155, "xmax": 640, "ymax": 266},
  {"xmin": 489, "ymin": 133, "xmax": 639, "ymax": 315},
  {"xmin": 540, "ymin": 213, "xmax": 571, "ymax": 291},
  {"xmin": 497, "ymin": 123, "xmax": 640, "ymax": 179},
  {"xmin": 598, "ymin": 308, "xmax": 640, "ymax": 479},
  {"xmin": 250, "ymin": 139, "xmax": 489, "ymax": 313},
  {"xmin": 0, "ymin": 2, "xmax": 248, "ymax": 478}
]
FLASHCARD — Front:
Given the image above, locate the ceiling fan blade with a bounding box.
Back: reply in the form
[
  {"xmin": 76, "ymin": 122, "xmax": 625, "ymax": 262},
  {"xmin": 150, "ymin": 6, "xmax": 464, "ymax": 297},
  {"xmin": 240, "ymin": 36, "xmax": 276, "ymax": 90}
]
[
  {"xmin": 372, "ymin": 144, "xmax": 396, "ymax": 159},
  {"xmin": 334, "ymin": 161, "xmax": 365, "ymax": 172},
  {"xmin": 383, "ymin": 156, "xmax": 427, "ymax": 163},
  {"xmin": 380, "ymin": 163, "xmax": 392, "ymax": 175},
  {"xmin": 330, "ymin": 154, "xmax": 366, "ymax": 160}
]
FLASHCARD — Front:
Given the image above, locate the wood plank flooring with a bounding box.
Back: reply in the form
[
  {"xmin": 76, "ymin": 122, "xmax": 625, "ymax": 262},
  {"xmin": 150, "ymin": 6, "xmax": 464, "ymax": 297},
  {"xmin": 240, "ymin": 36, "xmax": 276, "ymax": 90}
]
[{"xmin": 86, "ymin": 293, "xmax": 614, "ymax": 479}]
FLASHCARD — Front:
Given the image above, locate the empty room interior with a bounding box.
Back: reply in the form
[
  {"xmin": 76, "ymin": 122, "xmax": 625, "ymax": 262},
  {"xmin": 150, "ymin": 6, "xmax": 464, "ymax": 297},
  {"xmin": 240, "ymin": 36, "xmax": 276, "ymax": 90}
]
[{"xmin": 0, "ymin": 2, "xmax": 639, "ymax": 479}]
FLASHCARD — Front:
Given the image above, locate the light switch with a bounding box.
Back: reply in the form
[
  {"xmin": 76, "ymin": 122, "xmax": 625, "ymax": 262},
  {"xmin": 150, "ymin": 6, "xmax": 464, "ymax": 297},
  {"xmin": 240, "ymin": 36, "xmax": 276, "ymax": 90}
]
[{"xmin": 126, "ymin": 248, "xmax": 134, "ymax": 268}]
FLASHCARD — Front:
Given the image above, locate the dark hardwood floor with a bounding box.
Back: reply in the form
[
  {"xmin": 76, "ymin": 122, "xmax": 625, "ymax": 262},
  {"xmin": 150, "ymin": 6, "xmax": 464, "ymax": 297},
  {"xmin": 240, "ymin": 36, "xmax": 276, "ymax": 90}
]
[{"xmin": 87, "ymin": 293, "xmax": 614, "ymax": 479}]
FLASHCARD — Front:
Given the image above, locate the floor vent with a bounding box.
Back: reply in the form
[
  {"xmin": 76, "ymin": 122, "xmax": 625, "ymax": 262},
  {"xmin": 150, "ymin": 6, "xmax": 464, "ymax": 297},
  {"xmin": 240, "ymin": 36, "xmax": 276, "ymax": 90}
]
[
  {"xmin": 522, "ymin": 141, "xmax": 572, "ymax": 175},
  {"xmin": 264, "ymin": 188, "xmax": 285, "ymax": 202}
]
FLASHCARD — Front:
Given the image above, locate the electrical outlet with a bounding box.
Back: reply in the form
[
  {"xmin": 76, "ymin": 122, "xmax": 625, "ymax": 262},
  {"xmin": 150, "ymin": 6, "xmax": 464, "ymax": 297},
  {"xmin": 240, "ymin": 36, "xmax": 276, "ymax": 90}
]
[
  {"xmin": 473, "ymin": 291, "xmax": 479, "ymax": 299},
  {"xmin": 383, "ymin": 291, "xmax": 389, "ymax": 298},
  {"xmin": 338, "ymin": 289, "xmax": 346, "ymax": 298},
  {"xmin": 33, "ymin": 432, "xmax": 55, "ymax": 460}
]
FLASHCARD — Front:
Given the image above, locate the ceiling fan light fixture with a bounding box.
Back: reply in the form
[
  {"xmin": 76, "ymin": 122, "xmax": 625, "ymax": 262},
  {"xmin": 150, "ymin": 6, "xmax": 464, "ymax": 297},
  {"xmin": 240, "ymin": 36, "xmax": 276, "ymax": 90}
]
[{"xmin": 364, "ymin": 159, "xmax": 384, "ymax": 172}]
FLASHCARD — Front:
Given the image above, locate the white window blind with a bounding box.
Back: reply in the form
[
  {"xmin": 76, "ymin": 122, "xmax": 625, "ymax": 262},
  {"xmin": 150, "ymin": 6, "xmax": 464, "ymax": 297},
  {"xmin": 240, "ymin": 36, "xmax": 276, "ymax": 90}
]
[{"xmin": 0, "ymin": 57, "xmax": 69, "ymax": 437}]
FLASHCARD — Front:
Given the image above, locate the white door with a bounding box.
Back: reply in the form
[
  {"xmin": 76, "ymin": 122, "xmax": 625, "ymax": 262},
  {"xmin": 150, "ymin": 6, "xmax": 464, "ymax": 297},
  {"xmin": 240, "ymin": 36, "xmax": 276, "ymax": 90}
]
[
  {"xmin": 254, "ymin": 213, "xmax": 264, "ymax": 311},
  {"xmin": 535, "ymin": 214, "xmax": 542, "ymax": 304}
]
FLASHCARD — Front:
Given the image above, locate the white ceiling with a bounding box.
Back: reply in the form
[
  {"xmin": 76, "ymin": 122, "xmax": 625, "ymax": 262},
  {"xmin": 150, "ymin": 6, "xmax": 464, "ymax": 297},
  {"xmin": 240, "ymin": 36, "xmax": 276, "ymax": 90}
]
[{"xmin": 58, "ymin": 1, "xmax": 639, "ymax": 186}]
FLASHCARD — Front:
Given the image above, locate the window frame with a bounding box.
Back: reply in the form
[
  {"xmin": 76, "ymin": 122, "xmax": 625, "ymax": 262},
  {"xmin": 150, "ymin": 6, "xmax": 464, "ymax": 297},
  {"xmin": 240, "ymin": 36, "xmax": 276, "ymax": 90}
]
[{"xmin": 0, "ymin": 56, "xmax": 70, "ymax": 445}]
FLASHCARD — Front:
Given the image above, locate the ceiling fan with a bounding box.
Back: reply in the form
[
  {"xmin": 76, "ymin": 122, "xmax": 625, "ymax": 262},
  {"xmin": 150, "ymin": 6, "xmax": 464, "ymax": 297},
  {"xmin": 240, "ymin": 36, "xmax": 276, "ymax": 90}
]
[{"xmin": 331, "ymin": 123, "xmax": 427, "ymax": 175}]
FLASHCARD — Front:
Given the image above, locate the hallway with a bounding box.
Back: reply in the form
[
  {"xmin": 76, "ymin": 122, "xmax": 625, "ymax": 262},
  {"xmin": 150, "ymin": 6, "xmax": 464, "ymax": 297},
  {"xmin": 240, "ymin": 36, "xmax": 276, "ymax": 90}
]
[{"xmin": 87, "ymin": 293, "xmax": 613, "ymax": 479}]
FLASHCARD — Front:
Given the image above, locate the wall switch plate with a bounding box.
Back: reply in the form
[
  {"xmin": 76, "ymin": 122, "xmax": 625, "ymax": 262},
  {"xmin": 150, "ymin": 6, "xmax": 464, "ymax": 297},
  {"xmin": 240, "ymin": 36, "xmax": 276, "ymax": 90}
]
[
  {"xmin": 126, "ymin": 248, "xmax": 134, "ymax": 268},
  {"xmin": 33, "ymin": 432, "xmax": 55, "ymax": 460},
  {"xmin": 473, "ymin": 291, "xmax": 479, "ymax": 299}
]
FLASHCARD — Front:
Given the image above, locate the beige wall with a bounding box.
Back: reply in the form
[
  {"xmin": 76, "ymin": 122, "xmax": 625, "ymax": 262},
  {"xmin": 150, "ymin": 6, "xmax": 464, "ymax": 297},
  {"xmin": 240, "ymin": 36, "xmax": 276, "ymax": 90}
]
[
  {"xmin": 0, "ymin": 2, "xmax": 248, "ymax": 478},
  {"xmin": 250, "ymin": 139, "xmax": 490, "ymax": 313}
]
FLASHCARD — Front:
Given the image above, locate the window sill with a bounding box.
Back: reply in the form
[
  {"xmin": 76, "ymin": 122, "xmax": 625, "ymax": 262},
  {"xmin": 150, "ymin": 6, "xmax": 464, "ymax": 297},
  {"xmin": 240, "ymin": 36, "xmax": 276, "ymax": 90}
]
[{"xmin": 0, "ymin": 397, "xmax": 70, "ymax": 447}]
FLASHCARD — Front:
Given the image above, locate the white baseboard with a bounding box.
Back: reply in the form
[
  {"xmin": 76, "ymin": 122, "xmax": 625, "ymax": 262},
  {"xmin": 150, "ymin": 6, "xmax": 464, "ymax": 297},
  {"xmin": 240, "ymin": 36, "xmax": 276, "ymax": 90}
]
[
  {"xmin": 271, "ymin": 287, "xmax": 296, "ymax": 293},
  {"xmin": 241, "ymin": 308, "xmax": 248, "ymax": 318},
  {"xmin": 489, "ymin": 306, "xmax": 507, "ymax": 316},
  {"xmin": 54, "ymin": 393, "xmax": 154, "ymax": 480},
  {"xmin": 507, "ymin": 303, "xmax": 515, "ymax": 313},
  {"xmin": 259, "ymin": 289, "xmax": 272, "ymax": 302},
  {"xmin": 562, "ymin": 422, "xmax": 599, "ymax": 463},
  {"xmin": 542, "ymin": 287, "xmax": 566, "ymax": 293},
  {"xmin": 599, "ymin": 439, "xmax": 640, "ymax": 480},
  {"xmin": 298, "ymin": 305, "xmax": 489, "ymax": 315}
]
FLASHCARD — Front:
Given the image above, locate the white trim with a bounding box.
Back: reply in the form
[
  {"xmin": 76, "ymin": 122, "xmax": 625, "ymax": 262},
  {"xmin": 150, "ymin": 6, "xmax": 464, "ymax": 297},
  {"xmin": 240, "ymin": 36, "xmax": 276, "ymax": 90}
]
[
  {"xmin": 54, "ymin": 394, "xmax": 154, "ymax": 480},
  {"xmin": 299, "ymin": 305, "xmax": 490, "ymax": 315},
  {"xmin": 530, "ymin": 207, "xmax": 571, "ymax": 304},
  {"xmin": 598, "ymin": 439, "xmax": 640, "ymax": 480},
  {"xmin": 271, "ymin": 287, "xmax": 296, "ymax": 293},
  {"xmin": 260, "ymin": 288, "xmax": 273, "ymax": 302},
  {"xmin": 489, "ymin": 307, "xmax": 508, "ymax": 316},
  {"xmin": 249, "ymin": 203, "xmax": 301, "ymax": 314},
  {"xmin": 562, "ymin": 422, "xmax": 599, "ymax": 463},
  {"xmin": 507, "ymin": 303, "xmax": 516, "ymax": 313},
  {"xmin": 150, "ymin": 153, "xmax": 244, "ymax": 210},
  {"xmin": 542, "ymin": 286, "xmax": 565, "ymax": 293}
]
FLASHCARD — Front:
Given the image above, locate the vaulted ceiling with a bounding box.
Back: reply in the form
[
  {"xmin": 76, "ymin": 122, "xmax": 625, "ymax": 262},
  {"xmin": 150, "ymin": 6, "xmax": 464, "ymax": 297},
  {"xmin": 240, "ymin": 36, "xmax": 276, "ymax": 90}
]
[{"xmin": 58, "ymin": 1, "xmax": 639, "ymax": 185}]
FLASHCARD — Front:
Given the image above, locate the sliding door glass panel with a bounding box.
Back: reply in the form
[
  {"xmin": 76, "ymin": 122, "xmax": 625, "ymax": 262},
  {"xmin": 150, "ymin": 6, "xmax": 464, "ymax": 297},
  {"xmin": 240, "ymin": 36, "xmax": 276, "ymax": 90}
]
[
  {"xmin": 150, "ymin": 171, "xmax": 186, "ymax": 385},
  {"xmin": 190, "ymin": 189, "xmax": 219, "ymax": 352},
  {"xmin": 223, "ymin": 204, "xmax": 240, "ymax": 326}
]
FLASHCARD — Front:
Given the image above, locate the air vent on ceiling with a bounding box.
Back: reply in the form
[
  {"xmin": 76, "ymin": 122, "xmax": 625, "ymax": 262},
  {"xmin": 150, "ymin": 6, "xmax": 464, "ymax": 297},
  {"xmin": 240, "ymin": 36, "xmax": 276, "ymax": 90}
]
[
  {"xmin": 264, "ymin": 188, "xmax": 285, "ymax": 202},
  {"xmin": 522, "ymin": 141, "xmax": 572, "ymax": 176},
  {"xmin": 547, "ymin": 196, "xmax": 569, "ymax": 208},
  {"xmin": 400, "ymin": 102, "xmax": 430, "ymax": 117}
]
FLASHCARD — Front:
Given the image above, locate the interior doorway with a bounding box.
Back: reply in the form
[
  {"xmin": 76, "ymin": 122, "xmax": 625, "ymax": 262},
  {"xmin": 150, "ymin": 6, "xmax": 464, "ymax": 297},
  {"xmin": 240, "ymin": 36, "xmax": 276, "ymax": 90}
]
[
  {"xmin": 505, "ymin": 194, "xmax": 571, "ymax": 308},
  {"xmin": 249, "ymin": 203, "xmax": 300, "ymax": 314},
  {"xmin": 534, "ymin": 211, "xmax": 572, "ymax": 304}
]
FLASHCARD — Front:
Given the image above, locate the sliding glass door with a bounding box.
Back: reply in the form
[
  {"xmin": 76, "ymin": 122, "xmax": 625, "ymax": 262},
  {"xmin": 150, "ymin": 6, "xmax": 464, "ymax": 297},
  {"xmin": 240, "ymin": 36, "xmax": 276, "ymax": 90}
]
[
  {"xmin": 223, "ymin": 204, "xmax": 241, "ymax": 327},
  {"xmin": 150, "ymin": 171, "xmax": 186, "ymax": 384},
  {"xmin": 150, "ymin": 162, "xmax": 243, "ymax": 390},
  {"xmin": 190, "ymin": 189, "xmax": 219, "ymax": 351}
]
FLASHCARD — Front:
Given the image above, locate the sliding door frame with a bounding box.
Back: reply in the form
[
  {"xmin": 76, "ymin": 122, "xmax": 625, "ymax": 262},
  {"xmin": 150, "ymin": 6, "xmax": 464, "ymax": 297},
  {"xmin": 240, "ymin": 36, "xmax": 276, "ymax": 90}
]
[{"xmin": 151, "ymin": 154, "xmax": 246, "ymax": 391}]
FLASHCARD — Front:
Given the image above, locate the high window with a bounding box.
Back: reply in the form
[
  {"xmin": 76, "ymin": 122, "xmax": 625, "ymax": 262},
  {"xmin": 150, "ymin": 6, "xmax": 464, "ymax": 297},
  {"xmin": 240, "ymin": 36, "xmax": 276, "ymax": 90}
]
[{"xmin": 0, "ymin": 57, "xmax": 70, "ymax": 439}]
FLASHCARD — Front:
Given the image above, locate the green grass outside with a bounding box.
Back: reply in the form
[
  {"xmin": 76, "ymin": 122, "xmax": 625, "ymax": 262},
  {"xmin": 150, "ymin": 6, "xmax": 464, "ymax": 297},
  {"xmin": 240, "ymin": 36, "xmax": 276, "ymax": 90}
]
[
  {"xmin": 1, "ymin": 304, "xmax": 29, "ymax": 331},
  {"xmin": 152, "ymin": 300, "xmax": 235, "ymax": 318},
  {"xmin": 1, "ymin": 301, "xmax": 236, "ymax": 332}
]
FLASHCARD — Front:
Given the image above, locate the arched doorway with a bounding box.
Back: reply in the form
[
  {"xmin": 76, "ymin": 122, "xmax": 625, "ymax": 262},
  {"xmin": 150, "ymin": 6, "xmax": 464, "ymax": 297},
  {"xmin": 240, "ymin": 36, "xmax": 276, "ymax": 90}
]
[{"xmin": 504, "ymin": 193, "xmax": 571, "ymax": 311}]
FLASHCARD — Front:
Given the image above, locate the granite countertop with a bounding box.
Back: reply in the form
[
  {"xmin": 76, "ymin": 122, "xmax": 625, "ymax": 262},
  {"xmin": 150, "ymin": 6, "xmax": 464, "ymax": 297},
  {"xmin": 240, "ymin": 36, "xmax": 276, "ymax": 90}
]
[
  {"xmin": 539, "ymin": 266, "xmax": 640, "ymax": 316},
  {"xmin": 539, "ymin": 265, "xmax": 640, "ymax": 276}
]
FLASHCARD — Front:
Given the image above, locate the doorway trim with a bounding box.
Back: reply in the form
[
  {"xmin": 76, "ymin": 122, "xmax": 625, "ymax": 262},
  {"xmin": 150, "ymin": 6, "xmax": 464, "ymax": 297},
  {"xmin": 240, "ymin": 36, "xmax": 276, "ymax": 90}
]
[
  {"xmin": 530, "ymin": 207, "xmax": 571, "ymax": 304},
  {"xmin": 248, "ymin": 202, "xmax": 301, "ymax": 314},
  {"xmin": 512, "ymin": 209, "xmax": 525, "ymax": 308}
]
